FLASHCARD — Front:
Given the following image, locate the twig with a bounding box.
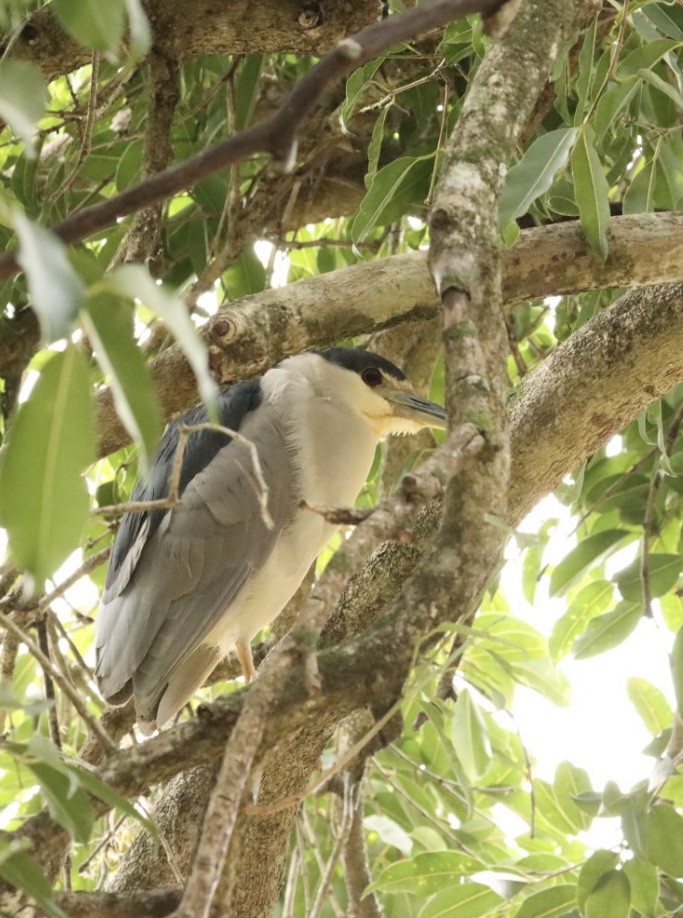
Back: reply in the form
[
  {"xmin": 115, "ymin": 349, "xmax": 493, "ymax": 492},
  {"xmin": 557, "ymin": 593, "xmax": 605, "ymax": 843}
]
[
  {"xmin": 96, "ymin": 496, "xmax": 180, "ymax": 517},
  {"xmin": 0, "ymin": 630, "xmax": 19, "ymax": 733},
  {"xmin": 48, "ymin": 613, "xmax": 95, "ymax": 686},
  {"xmin": 97, "ymin": 421, "xmax": 274, "ymax": 529},
  {"xmin": 299, "ymin": 500, "xmax": 374, "ymax": 526},
  {"xmin": 308, "ymin": 777, "xmax": 355, "ymax": 918},
  {"xmin": 187, "ymin": 63, "xmax": 246, "ymax": 306},
  {"xmin": 38, "ymin": 546, "xmax": 110, "ymax": 612},
  {"xmin": 641, "ymin": 469, "xmax": 659, "ymax": 618},
  {"xmin": 281, "ymin": 842, "xmax": 301, "ymax": 918},
  {"xmin": 0, "ymin": 0, "xmax": 508, "ymax": 279},
  {"xmin": 342, "ymin": 779, "xmax": 383, "ymax": 918},
  {"xmin": 268, "ymin": 237, "xmax": 381, "ymax": 251},
  {"xmin": 171, "ymin": 636, "xmax": 294, "ymax": 917},
  {"xmin": 77, "ymin": 812, "xmax": 127, "ymax": 875},
  {"xmin": 174, "ymin": 423, "xmax": 275, "ymax": 529},
  {"xmin": 36, "ymin": 621, "xmax": 61, "ymax": 750},
  {"xmin": 0, "ymin": 610, "xmax": 116, "ymax": 753},
  {"xmin": 111, "ymin": 52, "xmax": 180, "ymax": 268},
  {"xmin": 49, "ymin": 52, "xmax": 100, "ymax": 203}
]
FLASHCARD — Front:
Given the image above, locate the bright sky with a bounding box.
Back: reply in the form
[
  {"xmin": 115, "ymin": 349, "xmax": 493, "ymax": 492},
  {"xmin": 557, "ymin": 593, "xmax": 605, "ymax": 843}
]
[{"xmin": 505, "ymin": 493, "xmax": 675, "ymax": 851}]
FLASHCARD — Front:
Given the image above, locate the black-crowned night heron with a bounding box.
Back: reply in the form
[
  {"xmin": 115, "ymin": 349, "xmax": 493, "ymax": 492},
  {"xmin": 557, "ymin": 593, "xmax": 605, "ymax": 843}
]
[{"xmin": 96, "ymin": 347, "xmax": 446, "ymax": 733}]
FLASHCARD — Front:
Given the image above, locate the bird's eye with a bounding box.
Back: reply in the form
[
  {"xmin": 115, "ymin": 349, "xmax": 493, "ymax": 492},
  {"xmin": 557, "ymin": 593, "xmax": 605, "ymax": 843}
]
[{"xmin": 361, "ymin": 367, "xmax": 383, "ymax": 388}]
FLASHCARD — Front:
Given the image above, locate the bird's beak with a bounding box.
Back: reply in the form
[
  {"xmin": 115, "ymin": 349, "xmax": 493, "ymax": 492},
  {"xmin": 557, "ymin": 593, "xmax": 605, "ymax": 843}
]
[{"xmin": 382, "ymin": 388, "xmax": 448, "ymax": 429}]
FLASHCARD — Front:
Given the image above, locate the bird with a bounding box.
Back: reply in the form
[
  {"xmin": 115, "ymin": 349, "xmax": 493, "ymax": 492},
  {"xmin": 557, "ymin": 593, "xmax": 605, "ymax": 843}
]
[{"xmin": 95, "ymin": 347, "xmax": 447, "ymax": 734}]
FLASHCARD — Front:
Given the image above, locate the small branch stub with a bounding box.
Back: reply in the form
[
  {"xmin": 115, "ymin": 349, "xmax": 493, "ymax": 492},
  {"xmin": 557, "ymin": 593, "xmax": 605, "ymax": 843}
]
[{"xmin": 298, "ymin": 2, "xmax": 323, "ymax": 30}]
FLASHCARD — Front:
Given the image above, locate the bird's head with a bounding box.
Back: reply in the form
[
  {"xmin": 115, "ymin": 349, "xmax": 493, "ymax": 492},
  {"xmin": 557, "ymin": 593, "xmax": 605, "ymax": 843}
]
[{"xmin": 307, "ymin": 347, "xmax": 447, "ymax": 438}]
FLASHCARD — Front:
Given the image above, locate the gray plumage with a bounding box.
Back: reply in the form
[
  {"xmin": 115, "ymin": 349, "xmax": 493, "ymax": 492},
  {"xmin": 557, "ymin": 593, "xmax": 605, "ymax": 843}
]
[{"xmin": 95, "ymin": 348, "xmax": 446, "ymax": 733}]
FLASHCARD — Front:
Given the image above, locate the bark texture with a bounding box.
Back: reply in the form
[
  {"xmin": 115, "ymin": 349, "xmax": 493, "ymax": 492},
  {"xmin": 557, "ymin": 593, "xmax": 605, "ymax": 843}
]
[{"xmin": 6, "ymin": 0, "xmax": 383, "ymax": 81}]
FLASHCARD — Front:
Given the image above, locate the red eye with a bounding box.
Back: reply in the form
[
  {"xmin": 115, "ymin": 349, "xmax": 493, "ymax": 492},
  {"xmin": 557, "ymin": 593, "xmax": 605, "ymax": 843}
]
[{"xmin": 361, "ymin": 367, "xmax": 383, "ymax": 388}]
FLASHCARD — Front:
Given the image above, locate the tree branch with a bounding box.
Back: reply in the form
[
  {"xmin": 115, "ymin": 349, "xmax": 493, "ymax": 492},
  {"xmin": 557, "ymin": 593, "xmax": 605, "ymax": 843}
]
[
  {"xmin": 6, "ymin": 0, "xmax": 384, "ymax": 82},
  {"xmin": 53, "ymin": 887, "xmax": 182, "ymax": 918},
  {"xmin": 172, "ymin": 632, "xmax": 303, "ymax": 917},
  {"xmin": 0, "ymin": 0, "xmax": 508, "ymax": 280},
  {"xmin": 90, "ymin": 212, "xmax": 683, "ymax": 457}
]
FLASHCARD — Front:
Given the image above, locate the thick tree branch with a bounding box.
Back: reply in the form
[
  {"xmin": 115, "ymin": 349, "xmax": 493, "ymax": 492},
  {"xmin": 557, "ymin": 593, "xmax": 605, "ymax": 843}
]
[
  {"xmin": 508, "ymin": 281, "xmax": 683, "ymax": 523},
  {"xmin": 88, "ymin": 211, "xmax": 683, "ymax": 457},
  {"xmin": 0, "ymin": 309, "xmax": 40, "ymax": 419},
  {"xmin": 53, "ymin": 887, "xmax": 182, "ymax": 918},
  {"xmin": 0, "ymin": 0, "xmax": 507, "ymax": 280},
  {"xmin": 1, "ymin": 213, "xmax": 679, "ymax": 444},
  {"xmin": 6, "ymin": 0, "xmax": 384, "ymax": 83}
]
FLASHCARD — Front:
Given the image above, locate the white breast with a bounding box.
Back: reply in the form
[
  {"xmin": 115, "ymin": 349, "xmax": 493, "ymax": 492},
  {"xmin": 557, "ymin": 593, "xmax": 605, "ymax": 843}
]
[{"xmin": 207, "ymin": 363, "xmax": 380, "ymax": 650}]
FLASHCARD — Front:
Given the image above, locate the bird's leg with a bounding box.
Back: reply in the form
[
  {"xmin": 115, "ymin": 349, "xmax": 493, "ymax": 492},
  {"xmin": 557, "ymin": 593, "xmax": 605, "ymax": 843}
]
[{"xmin": 235, "ymin": 638, "xmax": 256, "ymax": 682}]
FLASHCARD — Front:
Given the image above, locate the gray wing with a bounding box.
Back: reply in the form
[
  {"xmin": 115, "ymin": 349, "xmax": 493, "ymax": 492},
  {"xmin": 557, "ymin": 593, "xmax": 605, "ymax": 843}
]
[{"xmin": 95, "ymin": 400, "xmax": 296, "ymax": 723}]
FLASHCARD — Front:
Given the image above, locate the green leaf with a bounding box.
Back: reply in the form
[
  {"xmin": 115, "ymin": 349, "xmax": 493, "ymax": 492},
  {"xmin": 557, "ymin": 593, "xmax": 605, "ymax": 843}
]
[
  {"xmin": 623, "ymin": 858, "xmax": 658, "ymax": 918},
  {"xmin": 592, "ymin": 78, "xmax": 639, "ymax": 141},
  {"xmin": 341, "ymin": 59, "xmax": 382, "ymax": 127},
  {"xmin": 574, "ymin": 18, "xmax": 599, "ymax": 122},
  {"xmin": 572, "ymin": 791, "xmax": 602, "ymax": 817},
  {"xmin": 534, "ymin": 777, "xmax": 585, "ymax": 835},
  {"xmin": 420, "ymin": 882, "xmax": 503, "ymax": 918},
  {"xmin": 351, "ymin": 154, "xmax": 434, "ymax": 243},
  {"xmin": 108, "ymin": 264, "xmax": 218, "ymax": 410},
  {"xmin": 223, "ymin": 248, "xmax": 266, "ymax": 299},
  {"xmin": 6, "ymin": 736, "xmax": 95, "ymax": 844},
  {"xmin": 643, "ymin": 4, "xmax": 683, "ymax": 40},
  {"xmin": 638, "ymin": 67, "xmax": 683, "ymax": 110},
  {"xmin": 549, "ymin": 530, "xmax": 629, "ymax": 595},
  {"xmin": 14, "ymin": 212, "xmax": 86, "ymax": 342},
  {"xmin": 28, "ymin": 761, "xmax": 94, "ymax": 843},
  {"xmin": 0, "ymin": 684, "xmax": 51, "ymax": 717},
  {"xmin": 53, "ymin": 0, "xmax": 126, "ymax": 54},
  {"xmin": 115, "ymin": 141, "xmax": 143, "ymax": 191},
  {"xmin": 499, "ymin": 128, "xmax": 578, "ymax": 226},
  {"xmin": 72, "ymin": 766, "xmax": 159, "ymax": 837},
  {"xmin": 549, "ymin": 580, "xmax": 614, "ymax": 658},
  {"xmin": 577, "ymin": 849, "xmax": 620, "ymax": 910},
  {"xmin": 616, "ymin": 553, "xmax": 682, "ymax": 602},
  {"xmin": 235, "ymin": 56, "xmax": 264, "ymax": 130},
  {"xmin": 573, "ymin": 601, "xmax": 641, "ymax": 659},
  {"xmin": 644, "ymin": 804, "xmax": 683, "ymax": 877},
  {"xmin": 0, "ymin": 845, "xmax": 66, "ymax": 918},
  {"xmin": 367, "ymin": 852, "xmax": 482, "ymax": 897},
  {"xmin": 585, "ymin": 869, "xmax": 630, "ymax": 918},
  {"xmin": 627, "ymin": 677, "xmax": 673, "ymax": 734},
  {"xmin": 0, "ymin": 60, "xmax": 47, "ymax": 148},
  {"xmin": 366, "ymin": 106, "xmax": 389, "ymax": 189},
  {"xmin": 513, "ymin": 885, "xmax": 576, "ymax": 918},
  {"xmin": 623, "ymin": 159, "xmax": 657, "ymax": 215},
  {"xmin": 81, "ymin": 292, "xmax": 162, "ymax": 468},
  {"xmin": 616, "ymin": 39, "xmax": 680, "ymax": 78},
  {"xmin": 0, "ymin": 346, "xmax": 94, "ymax": 589},
  {"xmin": 554, "ymin": 761, "xmax": 593, "ymax": 833},
  {"xmin": 521, "ymin": 542, "xmax": 542, "ymax": 604},
  {"xmin": 671, "ymin": 625, "xmax": 683, "ymax": 712},
  {"xmin": 451, "ymin": 689, "xmax": 491, "ymax": 780},
  {"xmin": 571, "ymin": 126, "xmax": 611, "ymax": 261}
]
